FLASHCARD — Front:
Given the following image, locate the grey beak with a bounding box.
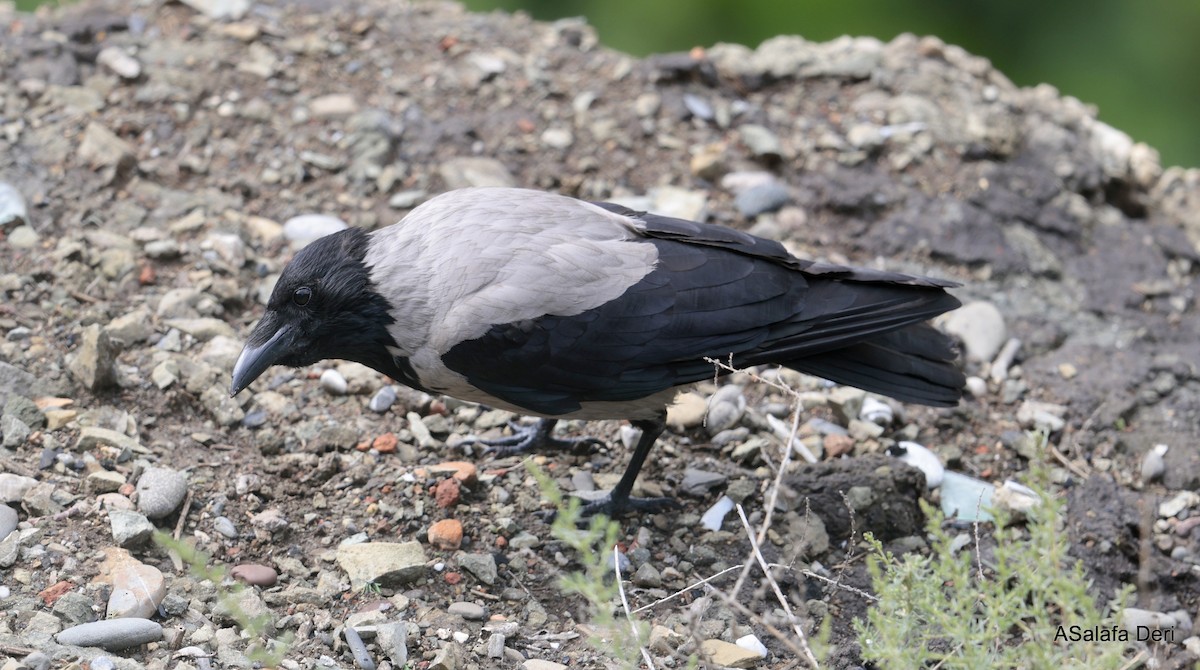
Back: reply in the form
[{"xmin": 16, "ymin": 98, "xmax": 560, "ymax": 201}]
[{"xmin": 230, "ymin": 324, "xmax": 293, "ymax": 396}]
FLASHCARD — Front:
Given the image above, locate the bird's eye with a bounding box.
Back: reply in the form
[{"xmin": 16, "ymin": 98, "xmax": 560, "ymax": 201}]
[{"xmin": 292, "ymin": 287, "xmax": 312, "ymax": 306}]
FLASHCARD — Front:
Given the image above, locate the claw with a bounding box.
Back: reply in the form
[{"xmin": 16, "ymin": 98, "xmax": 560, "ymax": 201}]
[{"xmin": 462, "ymin": 417, "xmax": 603, "ymax": 457}]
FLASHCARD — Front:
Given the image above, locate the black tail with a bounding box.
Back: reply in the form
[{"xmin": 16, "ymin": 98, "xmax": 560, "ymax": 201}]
[{"xmin": 784, "ymin": 322, "xmax": 964, "ymax": 407}]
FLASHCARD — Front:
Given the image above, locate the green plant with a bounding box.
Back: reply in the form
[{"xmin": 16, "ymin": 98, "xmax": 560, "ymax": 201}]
[
  {"xmin": 853, "ymin": 458, "xmax": 1134, "ymax": 669},
  {"xmin": 527, "ymin": 461, "xmax": 652, "ymax": 668},
  {"xmin": 153, "ymin": 531, "xmax": 293, "ymax": 667}
]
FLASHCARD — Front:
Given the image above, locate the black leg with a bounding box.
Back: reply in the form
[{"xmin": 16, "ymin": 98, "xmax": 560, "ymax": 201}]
[
  {"xmin": 580, "ymin": 416, "xmax": 680, "ymax": 517},
  {"xmin": 462, "ymin": 417, "xmax": 604, "ymax": 456}
]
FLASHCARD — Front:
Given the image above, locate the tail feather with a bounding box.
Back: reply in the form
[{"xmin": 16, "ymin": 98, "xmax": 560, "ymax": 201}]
[{"xmin": 785, "ymin": 323, "xmax": 964, "ymax": 407}]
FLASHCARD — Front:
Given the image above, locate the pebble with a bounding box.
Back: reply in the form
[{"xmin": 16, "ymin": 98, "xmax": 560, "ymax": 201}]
[
  {"xmin": 283, "ymin": 214, "xmax": 348, "ymax": 248},
  {"xmin": 438, "ymin": 157, "xmax": 517, "ymax": 189},
  {"xmin": 683, "ymin": 93, "xmax": 714, "ymax": 121},
  {"xmin": 434, "ymin": 478, "xmax": 461, "ymax": 508},
  {"xmin": 67, "ymin": 324, "xmax": 118, "ymax": 391},
  {"xmin": 7, "ymin": 225, "xmax": 38, "ymax": 249},
  {"xmin": 309, "ymin": 93, "xmax": 360, "ymax": 119},
  {"xmin": 1121, "ymin": 608, "xmax": 1178, "ymax": 636},
  {"xmin": 320, "ymin": 369, "xmax": 348, "ymax": 395},
  {"xmin": 0, "ymin": 504, "xmax": 17, "ymax": 541},
  {"xmin": 632, "ymin": 562, "xmax": 662, "ymax": 588},
  {"xmin": 448, "ymin": 601, "xmax": 487, "ymax": 620},
  {"xmin": 337, "ymin": 541, "xmax": 427, "ymax": 589},
  {"xmin": 388, "ymin": 190, "xmax": 427, "ymax": 210},
  {"xmin": 738, "ymin": 123, "xmax": 783, "ymax": 160},
  {"xmin": 0, "ymin": 473, "xmax": 38, "ymax": 504},
  {"xmin": 56, "ymin": 618, "xmax": 163, "ymax": 650},
  {"xmin": 679, "ymin": 468, "xmax": 727, "ymax": 496},
  {"xmin": 1159, "ymin": 491, "xmax": 1200, "ymax": 518},
  {"xmin": 523, "ymin": 661, "xmax": 568, "ymax": 670},
  {"xmin": 1016, "ymin": 400, "xmax": 1067, "ymax": 433},
  {"xmin": 736, "ymin": 634, "xmax": 770, "ymax": 659},
  {"xmin": 108, "ymin": 558, "xmax": 166, "ymax": 619},
  {"xmin": 700, "ymin": 638, "xmax": 764, "ymax": 667},
  {"xmin": 1141, "ymin": 443, "xmax": 1168, "ymax": 482},
  {"xmin": 367, "ymin": 386, "xmax": 396, "ymax": 413},
  {"xmin": 1, "ymin": 414, "xmax": 30, "ymax": 448},
  {"xmin": 541, "ymin": 128, "xmax": 573, "ymax": 149},
  {"xmin": 0, "ymin": 181, "xmax": 28, "ymax": 226},
  {"xmin": 705, "ymin": 384, "xmax": 746, "ymax": 435},
  {"xmin": 964, "ymin": 375, "xmax": 988, "ymax": 397},
  {"xmin": 458, "ymin": 552, "xmax": 497, "ymax": 586},
  {"xmin": 213, "ymin": 516, "xmax": 238, "ymax": 538},
  {"xmin": 343, "ymin": 625, "xmax": 375, "ymax": 670},
  {"xmin": 109, "ymin": 509, "xmax": 154, "ymax": 548},
  {"xmin": 428, "ymin": 519, "xmax": 464, "ymax": 550},
  {"xmin": 86, "ymin": 470, "xmax": 126, "ymax": 494},
  {"xmin": 429, "ymin": 461, "xmax": 479, "ymax": 486},
  {"xmin": 135, "ymin": 467, "xmax": 188, "ymax": 519},
  {"xmin": 735, "ymin": 181, "xmax": 792, "ymax": 217},
  {"xmin": 940, "ymin": 301, "xmax": 1007, "ymax": 362},
  {"xmin": 97, "ymin": 46, "xmax": 142, "ymax": 79}
]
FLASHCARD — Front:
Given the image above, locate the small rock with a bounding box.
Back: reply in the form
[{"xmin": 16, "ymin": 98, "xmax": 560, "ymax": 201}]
[
  {"xmin": 7, "ymin": 226, "xmax": 37, "ymax": 248},
  {"xmin": 1121, "ymin": 608, "xmax": 1178, "ymax": 637},
  {"xmin": 337, "ymin": 541, "xmax": 427, "ymax": 589},
  {"xmin": 434, "ymin": 477, "xmax": 461, "ymax": 508},
  {"xmin": 56, "ymin": 618, "xmax": 163, "ymax": 650},
  {"xmin": 1140, "ymin": 444, "xmax": 1168, "ymax": 483},
  {"xmin": 231, "ymin": 563, "xmax": 279, "ymax": 587},
  {"xmin": 448, "ymin": 601, "xmax": 487, "ymax": 621},
  {"xmin": 541, "ymin": 128, "xmax": 573, "ymax": 149},
  {"xmin": 632, "ymin": 562, "xmax": 662, "ymax": 588},
  {"xmin": 680, "ymin": 468, "xmax": 727, "ymax": 496},
  {"xmin": 1015, "ymin": 400, "xmax": 1067, "ymax": 433},
  {"xmin": 734, "ymin": 181, "xmax": 790, "ymax": 218},
  {"xmin": 320, "ymin": 369, "xmax": 348, "ymax": 395},
  {"xmin": 700, "ymin": 638, "xmax": 764, "ymax": 668},
  {"xmin": 940, "ymin": 301, "xmax": 1007, "ymax": 362},
  {"xmin": 736, "ymin": 634, "xmax": 769, "ymax": 659},
  {"xmin": 368, "ymin": 386, "xmax": 398, "ymax": 412},
  {"xmin": 67, "ymin": 324, "xmax": 118, "ymax": 391},
  {"xmin": 178, "ymin": 0, "xmax": 249, "ymax": 20},
  {"xmin": 162, "ymin": 317, "xmax": 236, "ymax": 341},
  {"xmin": 700, "ymin": 495, "xmax": 736, "ymax": 531},
  {"xmin": 683, "ymin": 93, "xmax": 714, "ymax": 121},
  {"xmin": 309, "ymin": 93, "xmax": 359, "ymax": 119},
  {"xmin": 438, "ymin": 157, "xmax": 516, "ymax": 189},
  {"xmin": 705, "ymin": 385, "xmax": 746, "ymax": 435},
  {"xmin": 109, "ymin": 509, "xmax": 154, "ymax": 548},
  {"xmin": 0, "ymin": 181, "xmax": 28, "ymax": 227},
  {"xmin": 458, "ymin": 552, "xmax": 497, "ymax": 585},
  {"xmin": 523, "ymin": 661, "xmax": 568, "ymax": 670},
  {"xmin": 78, "ymin": 122, "xmax": 136, "ymax": 171},
  {"xmin": 428, "ymin": 519, "xmax": 464, "ymax": 550},
  {"xmin": 388, "ymin": 190, "xmax": 427, "ymax": 210},
  {"xmin": 0, "ymin": 473, "xmax": 38, "ymax": 504},
  {"xmin": 0, "ymin": 504, "xmax": 17, "ymax": 541},
  {"xmin": 213, "ymin": 516, "xmax": 238, "ymax": 538},
  {"xmin": 1159, "ymin": 491, "xmax": 1200, "ymax": 519},
  {"xmin": 76, "ymin": 426, "xmax": 141, "ymax": 453},
  {"xmin": 135, "ymin": 467, "xmax": 188, "ymax": 519},
  {"xmin": 738, "ymin": 124, "xmax": 783, "ymax": 160},
  {"xmin": 96, "ymin": 47, "xmax": 141, "ymax": 79},
  {"xmin": 283, "ymin": 214, "xmax": 348, "ymax": 248},
  {"xmin": 86, "ymin": 470, "xmax": 126, "ymax": 494},
  {"xmin": 108, "ymin": 558, "xmax": 166, "ymax": 619},
  {"xmin": 1, "ymin": 415, "xmax": 31, "ymax": 448}
]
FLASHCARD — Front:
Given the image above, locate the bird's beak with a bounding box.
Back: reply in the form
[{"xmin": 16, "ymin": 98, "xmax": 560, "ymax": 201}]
[{"xmin": 230, "ymin": 322, "xmax": 294, "ymax": 396}]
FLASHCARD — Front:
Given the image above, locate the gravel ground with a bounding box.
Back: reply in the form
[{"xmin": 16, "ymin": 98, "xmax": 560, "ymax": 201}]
[{"xmin": 2, "ymin": 0, "xmax": 1199, "ymax": 668}]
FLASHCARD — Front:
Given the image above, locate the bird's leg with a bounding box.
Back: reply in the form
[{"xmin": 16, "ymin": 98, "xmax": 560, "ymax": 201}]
[
  {"xmin": 464, "ymin": 417, "xmax": 604, "ymax": 457},
  {"xmin": 580, "ymin": 416, "xmax": 681, "ymax": 517}
]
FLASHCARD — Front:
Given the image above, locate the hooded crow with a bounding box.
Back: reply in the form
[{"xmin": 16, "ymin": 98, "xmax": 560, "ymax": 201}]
[{"xmin": 231, "ymin": 187, "xmax": 964, "ymax": 516}]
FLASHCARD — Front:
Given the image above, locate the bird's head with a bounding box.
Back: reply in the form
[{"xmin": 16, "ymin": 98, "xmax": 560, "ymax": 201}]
[{"xmin": 230, "ymin": 227, "xmax": 396, "ymax": 396}]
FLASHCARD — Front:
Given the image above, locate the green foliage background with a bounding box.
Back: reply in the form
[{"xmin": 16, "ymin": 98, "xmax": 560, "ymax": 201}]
[{"xmin": 462, "ymin": 0, "xmax": 1200, "ymax": 168}]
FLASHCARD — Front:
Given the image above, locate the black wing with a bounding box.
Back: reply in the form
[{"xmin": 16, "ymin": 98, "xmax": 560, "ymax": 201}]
[{"xmin": 441, "ymin": 207, "xmax": 962, "ymax": 415}]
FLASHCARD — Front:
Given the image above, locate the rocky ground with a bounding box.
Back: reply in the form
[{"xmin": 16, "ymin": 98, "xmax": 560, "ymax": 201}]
[{"xmin": 2, "ymin": 0, "xmax": 1200, "ymax": 668}]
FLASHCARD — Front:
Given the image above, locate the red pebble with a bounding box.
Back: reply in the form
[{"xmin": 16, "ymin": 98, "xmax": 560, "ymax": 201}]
[
  {"xmin": 429, "ymin": 519, "xmax": 463, "ymax": 550},
  {"xmin": 444, "ymin": 572, "xmax": 463, "ymax": 585},
  {"xmin": 373, "ymin": 433, "xmax": 398, "ymax": 454},
  {"xmin": 435, "ymin": 477, "xmax": 461, "ymax": 508}
]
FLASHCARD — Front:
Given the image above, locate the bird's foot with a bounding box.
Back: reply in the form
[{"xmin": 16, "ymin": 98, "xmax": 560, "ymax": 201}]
[
  {"xmin": 464, "ymin": 419, "xmax": 604, "ymax": 457},
  {"xmin": 578, "ymin": 492, "xmax": 682, "ymax": 519}
]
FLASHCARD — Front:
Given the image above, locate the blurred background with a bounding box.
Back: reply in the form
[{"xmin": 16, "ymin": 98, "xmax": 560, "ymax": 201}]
[
  {"xmin": 13, "ymin": 0, "xmax": 1200, "ymax": 167},
  {"xmin": 459, "ymin": 0, "xmax": 1200, "ymax": 168}
]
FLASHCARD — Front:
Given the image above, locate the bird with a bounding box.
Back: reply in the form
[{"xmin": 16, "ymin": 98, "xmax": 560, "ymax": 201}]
[{"xmin": 230, "ymin": 187, "xmax": 965, "ymax": 517}]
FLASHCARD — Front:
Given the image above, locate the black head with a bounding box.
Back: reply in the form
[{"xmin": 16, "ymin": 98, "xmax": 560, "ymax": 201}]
[{"xmin": 230, "ymin": 228, "xmax": 397, "ymax": 395}]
